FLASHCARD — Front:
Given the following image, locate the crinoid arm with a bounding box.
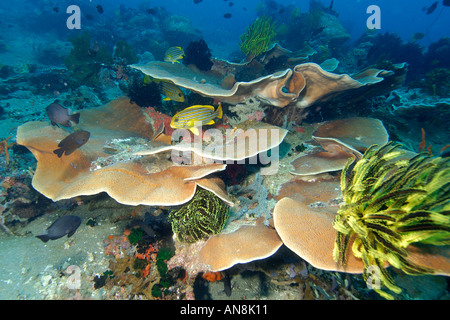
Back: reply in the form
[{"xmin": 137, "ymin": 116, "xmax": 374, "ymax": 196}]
[{"xmin": 333, "ymin": 142, "xmax": 450, "ymax": 299}]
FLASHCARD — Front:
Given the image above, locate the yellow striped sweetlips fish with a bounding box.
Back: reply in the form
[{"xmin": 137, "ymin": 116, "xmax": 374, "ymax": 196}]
[
  {"xmin": 160, "ymin": 81, "xmax": 185, "ymax": 102},
  {"xmin": 164, "ymin": 46, "xmax": 184, "ymax": 63},
  {"xmin": 170, "ymin": 104, "xmax": 223, "ymax": 135}
]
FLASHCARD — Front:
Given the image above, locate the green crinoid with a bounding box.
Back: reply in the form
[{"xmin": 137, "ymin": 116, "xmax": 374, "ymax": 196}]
[
  {"xmin": 239, "ymin": 16, "xmax": 276, "ymax": 58},
  {"xmin": 333, "ymin": 142, "xmax": 450, "ymax": 299},
  {"xmin": 168, "ymin": 188, "xmax": 229, "ymax": 243}
]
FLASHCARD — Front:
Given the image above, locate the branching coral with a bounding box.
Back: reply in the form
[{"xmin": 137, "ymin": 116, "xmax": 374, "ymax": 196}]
[
  {"xmin": 0, "ymin": 136, "xmax": 13, "ymax": 165},
  {"xmin": 239, "ymin": 16, "xmax": 276, "ymax": 58},
  {"xmin": 169, "ymin": 188, "xmax": 229, "ymax": 243},
  {"xmin": 333, "ymin": 142, "xmax": 450, "ymax": 299}
]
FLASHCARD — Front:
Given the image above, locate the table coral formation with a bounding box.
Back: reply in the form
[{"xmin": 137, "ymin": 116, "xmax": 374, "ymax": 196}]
[
  {"xmin": 290, "ymin": 117, "xmax": 389, "ymax": 176},
  {"xmin": 16, "ymin": 97, "xmax": 232, "ymax": 207},
  {"xmin": 1, "ymin": 0, "xmax": 449, "ymax": 301},
  {"xmin": 131, "ymin": 58, "xmax": 405, "ymax": 109}
]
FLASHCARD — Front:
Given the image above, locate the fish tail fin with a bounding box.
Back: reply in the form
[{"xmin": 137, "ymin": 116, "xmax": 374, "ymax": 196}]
[
  {"xmin": 189, "ymin": 127, "xmax": 200, "ymax": 136},
  {"xmin": 67, "ymin": 230, "xmax": 76, "ymax": 238},
  {"xmin": 216, "ymin": 103, "xmax": 223, "ymax": 119},
  {"xmin": 71, "ymin": 113, "xmax": 80, "ymax": 124},
  {"xmin": 53, "ymin": 148, "xmax": 65, "ymax": 158},
  {"xmin": 36, "ymin": 235, "xmax": 50, "ymax": 243}
]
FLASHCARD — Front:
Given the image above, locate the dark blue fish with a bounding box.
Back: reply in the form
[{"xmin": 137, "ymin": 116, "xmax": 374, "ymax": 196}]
[
  {"xmin": 53, "ymin": 130, "xmax": 90, "ymax": 158},
  {"xmin": 46, "ymin": 102, "xmax": 80, "ymax": 128},
  {"xmin": 426, "ymin": 1, "xmax": 438, "ymax": 14},
  {"xmin": 36, "ymin": 215, "xmax": 82, "ymax": 243},
  {"xmin": 223, "ymin": 273, "xmax": 232, "ymax": 297}
]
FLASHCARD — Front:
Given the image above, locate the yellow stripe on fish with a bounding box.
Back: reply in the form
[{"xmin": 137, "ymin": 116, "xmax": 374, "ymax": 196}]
[
  {"xmin": 170, "ymin": 103, "xmax": 223, "ymax": 135},
  {"xmin": 143, "ymin": 76, "xmax": 185, "ymax": 102},
  {"xmin": 160, "ymin": 81, "xmax": 185, "ymax": 102},
  {"xmin": 164, "ymin": 46, "xmax": 184, "ymax": 63}
]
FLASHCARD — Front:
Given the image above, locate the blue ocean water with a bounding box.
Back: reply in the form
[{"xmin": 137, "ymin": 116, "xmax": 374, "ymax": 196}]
[{"xmin": 0, "ymin": 0, "xmax": 449, "ymax": 302}]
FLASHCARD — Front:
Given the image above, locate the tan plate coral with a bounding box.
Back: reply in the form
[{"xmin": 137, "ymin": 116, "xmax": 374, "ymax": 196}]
[
  {"xmin": 168, "ymin": 217, "xmax": 283, "ymax": 276},
  {"xmin": 274, "ymin": 143, "xmax": 450, "ymax": 299},
  {"xmin": 16, "ymin": 97, "xmax": 233, "ymax": 206},
  {"xmin": 290, "ymin": 117, "xmax": 389, "ymax": 176},
  {"xmin": 131, "ymin": 59, "xmax": 406, "ymax": 109}
]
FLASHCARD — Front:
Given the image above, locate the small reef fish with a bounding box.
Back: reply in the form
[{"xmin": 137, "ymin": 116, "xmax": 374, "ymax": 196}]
[
  {"xmin": 170, "ymin": 104, "xmax": 223, "ymax": 135},
  {"xmin": 36, "ymin": 215, "xmax": 82, "ymax": 243},
  {"xmin": 412, "ymin": 32, "xmax": 425, "ymax": 41},
  {"xmin": 143, "ymin": 76, "xmax": 185, "ymax": 102},
  {"xmin": 46, "ymin": 102, "xmax": 80, "ymax": 128},
  {"xmin": 96, "ymin": 5, "xmax": 104, "ymax": 14},
  {"xmin": 164, "ymin": 46, "xmax": 185, "ymax": 63},
  {"xmin": 193, "ymin": 0, "xmax": 203, "ymax": 4},
  {"xmin": 160, "ymin": 81, "xmax": 185, "ymax": 102},
  {"xmin": 223, "ymin": 273, "xmax": 232, "ymax": 297},
  {"xmin": 224, "ymin": 13, "xmax": 232, "ymax": 18},
  {"xmin": 426, "ymin": 1, "xmax": 438, "ymax": 14},
  {"xmin": 53, "ymin": 130, "xmax": 90, "ymax": 158}
]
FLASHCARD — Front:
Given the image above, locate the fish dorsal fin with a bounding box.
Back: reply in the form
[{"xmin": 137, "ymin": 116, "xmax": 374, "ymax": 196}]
[{"xmin": 184, "ymin": 105, "xmax": 214, "ymax": 111}]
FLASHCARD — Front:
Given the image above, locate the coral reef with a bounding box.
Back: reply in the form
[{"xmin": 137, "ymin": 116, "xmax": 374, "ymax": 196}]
[
  {"xmin": 16, "ymin": 97, "xmax": 233, "ymax": 207},
  {"xmin": 425, "ymin": 38, "xmax": 450, "ymax": 70},
  {"xmin": 64, "ymin": 31, "xmax": 113, "ymax": 87},
  {"xmin": 274, "ymin": 2, "xmax": 349, "ymax": 53},
  {"xmin": 162, "ymin": 15, "xmax": 202, "ymax": 48},
  {"xmin": 126, "ymin": 77, "xmax": 162, "ymax": 108},
  {"xmin": 423, "ymin": 68, "xmax": 450, "ymax": 97},
  {"xmin": 333, "ymin": 142, "xmax": 450, "ymax": 299},
  {"xmin": 361, "ymin": 32, "xmax": 425, "ymax": 82},
  {"xmin": 227, "ymin": 98, "xmax": 266, "ymax": 126},
  {"xmin": 113, "ymin": 40, "xmax": 139, "ymax": 65},
  {"xmin": 132, "ymin": 60, "xmax": 404, "ymax": 109},
  {"xmin": 169, "ymin": 188, "xmax": 229, "ymax": 243},
  {"xmin": 228, "ymin": 173, "xmax": 276, "ymax": 223},
  {"xmin": 290, "ymin": 117, "xmax": 389, "ymax": 176},
  {"xmin": 3, "ymin": 0, "xmax": 449, "ymax": 301}
]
